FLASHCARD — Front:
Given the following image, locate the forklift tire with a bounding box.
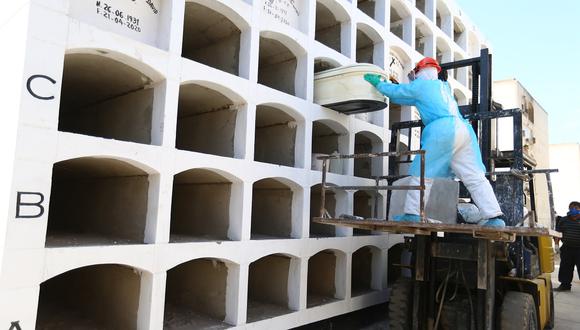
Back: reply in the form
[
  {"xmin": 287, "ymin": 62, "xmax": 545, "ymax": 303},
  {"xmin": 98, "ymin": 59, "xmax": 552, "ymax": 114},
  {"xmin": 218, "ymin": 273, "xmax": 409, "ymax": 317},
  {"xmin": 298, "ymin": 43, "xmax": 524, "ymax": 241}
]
[
  {"xmin": 545, "ymin": 287, "xmax": 555, "ymax": 329},
  {"xmin": 499, "ymin": 291, "xmax": 538, "ymax": 330},
  {"xmin": 389, "ymin": 278, "xmax": 413, "ymax": 330}
]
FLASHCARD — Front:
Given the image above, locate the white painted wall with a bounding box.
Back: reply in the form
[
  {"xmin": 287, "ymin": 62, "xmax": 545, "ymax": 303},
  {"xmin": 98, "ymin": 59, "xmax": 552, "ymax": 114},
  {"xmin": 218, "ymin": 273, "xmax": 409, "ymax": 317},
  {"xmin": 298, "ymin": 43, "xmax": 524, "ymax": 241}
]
[
  {"xmin": 0, "ymin": 0, "xmax": 489, "ymax": 328},
  {"xmin": 550, "ymin": 144, "xmax": 580, "ymax": 216}
]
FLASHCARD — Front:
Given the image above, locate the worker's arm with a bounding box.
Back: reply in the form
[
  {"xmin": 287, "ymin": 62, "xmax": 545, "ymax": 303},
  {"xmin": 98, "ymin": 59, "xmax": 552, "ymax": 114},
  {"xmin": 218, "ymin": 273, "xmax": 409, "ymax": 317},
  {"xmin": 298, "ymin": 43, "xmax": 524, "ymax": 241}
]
[{"xmin": 364, "ymin": 74, "xmax": 419, "ymax": 106}]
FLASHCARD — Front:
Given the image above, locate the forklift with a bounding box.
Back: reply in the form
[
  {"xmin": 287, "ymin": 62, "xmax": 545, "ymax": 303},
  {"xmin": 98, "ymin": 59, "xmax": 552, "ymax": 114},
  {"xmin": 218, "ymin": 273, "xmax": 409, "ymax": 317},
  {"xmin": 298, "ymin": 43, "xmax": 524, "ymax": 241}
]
[{"xmin": 314, "ymin": 49, "xmax": 560, "ymax": 329}]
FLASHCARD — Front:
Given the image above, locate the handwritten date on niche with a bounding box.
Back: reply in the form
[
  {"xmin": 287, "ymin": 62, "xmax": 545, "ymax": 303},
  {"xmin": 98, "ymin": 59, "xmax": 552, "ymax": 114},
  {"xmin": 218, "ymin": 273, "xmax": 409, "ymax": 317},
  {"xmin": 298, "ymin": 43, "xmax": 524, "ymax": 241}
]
[{"xmin": 96, "ymin": 1, "xmax": 142, "ymax": 32}]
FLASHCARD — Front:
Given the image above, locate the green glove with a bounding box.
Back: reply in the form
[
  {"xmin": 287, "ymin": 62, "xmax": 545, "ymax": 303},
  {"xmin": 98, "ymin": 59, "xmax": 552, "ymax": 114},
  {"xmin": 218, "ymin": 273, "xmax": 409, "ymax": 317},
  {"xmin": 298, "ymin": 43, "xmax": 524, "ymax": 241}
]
[{"xmin": 364, "ymin": 73, "xmax": 382, "ymax": 87}]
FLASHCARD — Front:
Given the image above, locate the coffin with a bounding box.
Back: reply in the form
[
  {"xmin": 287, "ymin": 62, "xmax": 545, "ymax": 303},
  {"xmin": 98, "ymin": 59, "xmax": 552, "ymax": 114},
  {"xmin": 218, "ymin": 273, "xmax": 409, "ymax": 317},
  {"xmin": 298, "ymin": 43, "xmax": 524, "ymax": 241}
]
[{"xmin": 314, "ymin": 64, "xmax": 388, "ymax": 114}]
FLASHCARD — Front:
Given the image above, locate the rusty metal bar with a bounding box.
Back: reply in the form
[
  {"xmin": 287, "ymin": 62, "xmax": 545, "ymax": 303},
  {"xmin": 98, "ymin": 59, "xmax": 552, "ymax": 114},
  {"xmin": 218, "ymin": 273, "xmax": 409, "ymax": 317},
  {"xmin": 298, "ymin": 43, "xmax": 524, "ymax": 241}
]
[
  {"xmin": 320, "ymin": 159, "xmax": 328, "ymax": 218},
  {"xmin": 325, "ymin": 185, "xmax": 423, "ymax": 191},
  {"xmin": 546, "ymin": 172, "xmax": 556, "ymax": 230},
  {"xmin": 420, "ymin": 152, "xmax": 426, "ymax": 223},
  {"xmin": 316, "ymin": 150, "xmax": 424, "ymax": 160}
]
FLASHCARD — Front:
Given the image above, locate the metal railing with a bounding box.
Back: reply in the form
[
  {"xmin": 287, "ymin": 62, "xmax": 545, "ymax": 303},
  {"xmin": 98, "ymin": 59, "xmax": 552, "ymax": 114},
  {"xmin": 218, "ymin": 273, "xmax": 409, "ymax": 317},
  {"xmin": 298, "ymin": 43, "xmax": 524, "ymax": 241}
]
[{"xmin": 317, "ymin": 150, "xmax": 428, "ymax": 222}]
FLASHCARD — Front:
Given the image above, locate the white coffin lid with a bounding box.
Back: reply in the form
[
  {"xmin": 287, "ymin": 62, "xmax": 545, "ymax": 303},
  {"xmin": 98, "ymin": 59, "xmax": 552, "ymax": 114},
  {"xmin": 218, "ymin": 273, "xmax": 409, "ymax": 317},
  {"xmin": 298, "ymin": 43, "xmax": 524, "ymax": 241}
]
[{"xmin": 314, "ymin": 63, "xmax": 387, "ymax": 80}]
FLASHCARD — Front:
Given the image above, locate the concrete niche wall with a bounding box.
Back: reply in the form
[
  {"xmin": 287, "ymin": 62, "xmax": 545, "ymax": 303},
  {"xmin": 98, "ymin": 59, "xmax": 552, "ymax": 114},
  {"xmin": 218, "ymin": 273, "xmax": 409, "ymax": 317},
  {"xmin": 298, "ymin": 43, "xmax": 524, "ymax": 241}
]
[
  {"xmin": 46, "ymin": 158, "xmax": 150, "ymax": 247},
  {"xmin": 258, "ymin": 36, "xmax": 297, "ymax": 96},
  {"xmin": 182, "ymin": 2, "xmax": 242, "ymax": 76},
  {"xmin": 307, "ymin": 250, "xmax": 340, "ymax": 307},
  {"xmin": 164, "ymin": 258, "xmax": 230, "ymax": 329},
  {"xmin": 176, "ymin": 84, "xmax": 239, "ymax": 157},
  {"xmin": 254, "ymin": 105, "xmax": 297, "ymax": 167},
  {"xmin": 247, "ymin": 254, "xmax": 293, "ymax": 322},
  {"xmin": 58, "ymin": 53, "xmax": 156, "ymax": 145},
  {"xmin": 36, "ymin": 264, "xmax": 141, "ymax": 329},
  {"xmin": 310, "ymin": 184, "xmax": 337, "ymax": 237},
  {"xmin": 251, "ymin": 179, "xmax": 293, "ymax": 239},
  {"xmin": 170, "ymin": 169, "xmax": 232, "ymax": 242},
  {"xmin": 315, "ymin": 1, "xmax": 342, "ymax": 53},
  {"xmin": 351, "ymin": 246, "xmax": 375, "ymax": 296}
]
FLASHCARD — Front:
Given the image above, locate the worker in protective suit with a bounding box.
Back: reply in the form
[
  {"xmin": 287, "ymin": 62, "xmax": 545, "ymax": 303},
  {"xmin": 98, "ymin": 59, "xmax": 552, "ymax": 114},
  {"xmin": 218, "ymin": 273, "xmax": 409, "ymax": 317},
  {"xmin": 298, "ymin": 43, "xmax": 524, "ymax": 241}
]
[{"xmin": 364, "ymin": 57, "xmax": 505, "ymax": 227}]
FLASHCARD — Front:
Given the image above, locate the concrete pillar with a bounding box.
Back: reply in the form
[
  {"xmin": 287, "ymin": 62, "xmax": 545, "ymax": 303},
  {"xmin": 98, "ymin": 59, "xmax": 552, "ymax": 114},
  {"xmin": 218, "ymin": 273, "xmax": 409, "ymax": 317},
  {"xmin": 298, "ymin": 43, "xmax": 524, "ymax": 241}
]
[
  {"xmin": 239, "ymin": 181, "xmax": 254, "ymax": 241},
  {"xmin": 225, "ymin": 263, "xmax": 244, "ymax": 325},
  {"xmin": 232, "ymin": 262, "xmax": 249, "ymax": 325},
  {"xmin": 336, "ymin": 252, "xmax": 349, "ymax": 299},
  {"xmin": 342, "ymin": 20, "xmax": 356, "ymax": 59},
  {"xmin": 291, "ymin": 186, "xmax": 306, "ymax": 239},
  {"xmin": 137, "ymin": 272, "xmax": 166, "ymax": 330},
  {"xmin": 403, "ymin": 16, "xmax": 414, "ymax": 47}
]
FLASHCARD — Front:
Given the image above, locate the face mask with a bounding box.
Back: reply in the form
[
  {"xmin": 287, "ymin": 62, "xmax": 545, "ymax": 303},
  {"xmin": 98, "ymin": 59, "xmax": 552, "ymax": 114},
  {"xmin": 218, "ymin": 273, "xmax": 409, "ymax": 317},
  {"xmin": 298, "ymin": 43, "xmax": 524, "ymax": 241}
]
[
  {"xmin": 415, "ymin": 67, "xmax": 439, "ymax": 81},
  {"xmin": 568, "ymin": 208, "xmax": 580, "ymax": 216}
]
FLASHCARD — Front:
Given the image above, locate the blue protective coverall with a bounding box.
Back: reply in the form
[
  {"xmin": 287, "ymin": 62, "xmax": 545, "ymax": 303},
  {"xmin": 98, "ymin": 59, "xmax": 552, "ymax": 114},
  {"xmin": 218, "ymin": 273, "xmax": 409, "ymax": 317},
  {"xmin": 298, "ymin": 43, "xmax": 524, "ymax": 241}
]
[{"xmin": 375, "ymin": 78, "xmax": 503, "ymax": 220}]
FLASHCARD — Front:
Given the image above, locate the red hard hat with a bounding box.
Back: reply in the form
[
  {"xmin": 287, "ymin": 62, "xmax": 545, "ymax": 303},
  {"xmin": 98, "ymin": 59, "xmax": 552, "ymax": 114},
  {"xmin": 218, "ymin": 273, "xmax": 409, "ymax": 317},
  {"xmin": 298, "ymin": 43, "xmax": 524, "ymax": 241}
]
[{"xmin": 414, "ymin": 57, "xmax": 441, "ymax": 73}]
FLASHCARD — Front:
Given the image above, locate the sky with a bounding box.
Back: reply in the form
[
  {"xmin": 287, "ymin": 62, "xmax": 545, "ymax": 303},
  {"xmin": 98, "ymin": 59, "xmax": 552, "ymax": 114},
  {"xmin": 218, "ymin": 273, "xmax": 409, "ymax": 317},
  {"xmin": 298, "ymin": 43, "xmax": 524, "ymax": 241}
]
[{"xmin": 453, "ymin": 0, "xmax": 580, "ymax": 145}]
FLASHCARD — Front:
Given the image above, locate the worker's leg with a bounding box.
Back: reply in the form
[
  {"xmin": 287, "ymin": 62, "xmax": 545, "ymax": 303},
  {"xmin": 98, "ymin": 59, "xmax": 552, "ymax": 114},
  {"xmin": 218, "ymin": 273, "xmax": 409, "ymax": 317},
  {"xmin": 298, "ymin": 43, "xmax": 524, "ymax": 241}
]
[
  {"xmin": 398, "ymin": 120, "xmax": 454, "ymax": 221},
  {"xmin": 402, "ymin": 176, "xmax": 433, "ymax": 216},
  {"xmin": 557, "ymin": 245, "xmax": 574, "ymax": 290},
  {"xmin": 450, "ymin": 122, "xmax": 503, "ymax": 220}
]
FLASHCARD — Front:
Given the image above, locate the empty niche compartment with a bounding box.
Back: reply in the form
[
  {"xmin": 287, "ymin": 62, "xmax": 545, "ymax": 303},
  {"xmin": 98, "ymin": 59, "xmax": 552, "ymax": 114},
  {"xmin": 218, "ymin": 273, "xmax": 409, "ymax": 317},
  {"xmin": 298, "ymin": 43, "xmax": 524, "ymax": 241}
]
[
  {"xmin": 251, "ymin": 179, "xmax": 294, "ymax": 239},
  {"xmin": 311, "ymin": 120, "xmax": 347, "ymax": 174},
  {"xmin": 354, "ymin": 131, "xmax": 383, "ymax": 178},
  {"xmin": 357, "ymin": 0, "xmax": 376, "ymax": 19},
  {"xmin": 415, "ymin": 21, "xmax": 430, "ymax": 55},
  {"xmin": 353, "ymin": 190, "xmax": 374, "ymax": 235},
  {"xmin": 247, "ymin": 254, "xmax": 294, "ymax": 322},
  {"xmin": 68, "ymin": 0, "xmax": 170, "ymax": 49},
  {"xmin": 164, "ymin": 258, "xmax": 232, "ymax": 329},
  {"xmin": 258, "ymin": 35, "xmax": 298, "ymax": 97},
  {"xmin": 176, "ymin": 83, "xmax": 242, "ymax": 158},
  {"xmin": 36, "ymin": 264, "xmax": 142, "ymax": 329},
  {"xmin": 58, "ymin": 53, "xmax": 160, "ymax": 145},
  {"xmin": 182, "ymin": 2, "xmax": 243, "ymax": 76},
  {"xmin": 314, "ymin": 58, "xmax": 340, "ymax": 74},
  {"xmin": 390, "ymin": 1, "xmax": 409, "ymax": 44},
  {"xmin": 170, "ymin": 169, "xmax": 234, "ymax": 242},
  {"xmin": 310, "ymin": 184, "xmax": 337, "ymax": 237},
  {"xmin": 351, "ymin": 246, "xmax": 378, "ymax": 296},
  {"xmin": 46, "ymin": 157, "xmax": 151, "ymax": 247},
  {"xmin": 315, "ymin": 1, "xmax": 343, "ymax": 53},
  {"xmin": 356, "ymin": 28, "xmax": 374, "ymax": 64},
  {"xmin": 307, "ymin": 250, "xmax": 342, "ymax": 307},
  {"xmin": 254, "ymin": 105, "xmax": 297, "ymax": 167}
]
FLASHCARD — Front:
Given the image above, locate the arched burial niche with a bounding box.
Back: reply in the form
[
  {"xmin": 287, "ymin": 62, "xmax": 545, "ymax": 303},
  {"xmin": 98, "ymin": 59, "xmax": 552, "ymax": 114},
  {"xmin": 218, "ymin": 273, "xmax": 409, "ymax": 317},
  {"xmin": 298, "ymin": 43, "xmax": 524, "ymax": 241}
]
[
  {"xmin": 254, "ymin": 105, "xmax": 298, "ymax": 167},
  {"xmin": 170, "ymin": 169, "xmax": 235, "ymax": 242},
  {"xmin": 46, "ymin": 157, "xmax": 151, "ymax": 247},
  {"xmin": 357, "ymin": 0, "xmax": 377, "ymax": 19},
  {"xmin": 307, "ymin": 250, "xmax": 344, "ymax": 307},
  {"xmin": 315, "ymin": 1, "xmax": 344, "ymax": 53},
  {"xmin": 258, "ymin": 34, "xmax": 300, "ymax": 97},
  {"xmin": 356, "ymin": 27, "xmax": 375, "ymax": 64},
  {"xmin": 247, "ymin": 254, "xmax": 296, "ymax": 322},
  {"xmin": 353, "ymin": 190, "xmax": 375, "ymax": 235},
  {"xmin": 415, "ymin": 20, "xmax": 431, "ymax": 56},
  {"xmin": 176, "ymin": 83, "xmax": 242, "ymax": 158},
  {"xmin": 311, "ymin": 120, "xmax": 348, "ymax": 174},
  {"xmin": 314, "ymin": 57, "xmax": 340, "ymax": 73},
  {"xmin": 164, "ymin": 258, "xmax": 234, "ymax": 329},
  {"xmin": 354, "ymin": 131, "xmax": 383, "ymax": 178},
  {"xmin": 390, "ymin": 1, "xmax": 410, "ymax": 44},
  {"xmin": 310, "ymin": 183, "xmax": 345, "ymax": 237},
  {"xmin": 251, "ymin": 178, "xmax": 294, "ymax": 239},
  {"xmin": 351, "ymin": 246, "xmax": 380, "ymax": 296},
  {"xmin": 58, "ymin": 52, "xmax": 160, "ymax": 145},
  {"xmin": 182, "ymin": 1, "xmax": 243, "ymax": 76},
  {"xmin": 36, "ymin": 264, "xmax": 143, "ymax": 329}
]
